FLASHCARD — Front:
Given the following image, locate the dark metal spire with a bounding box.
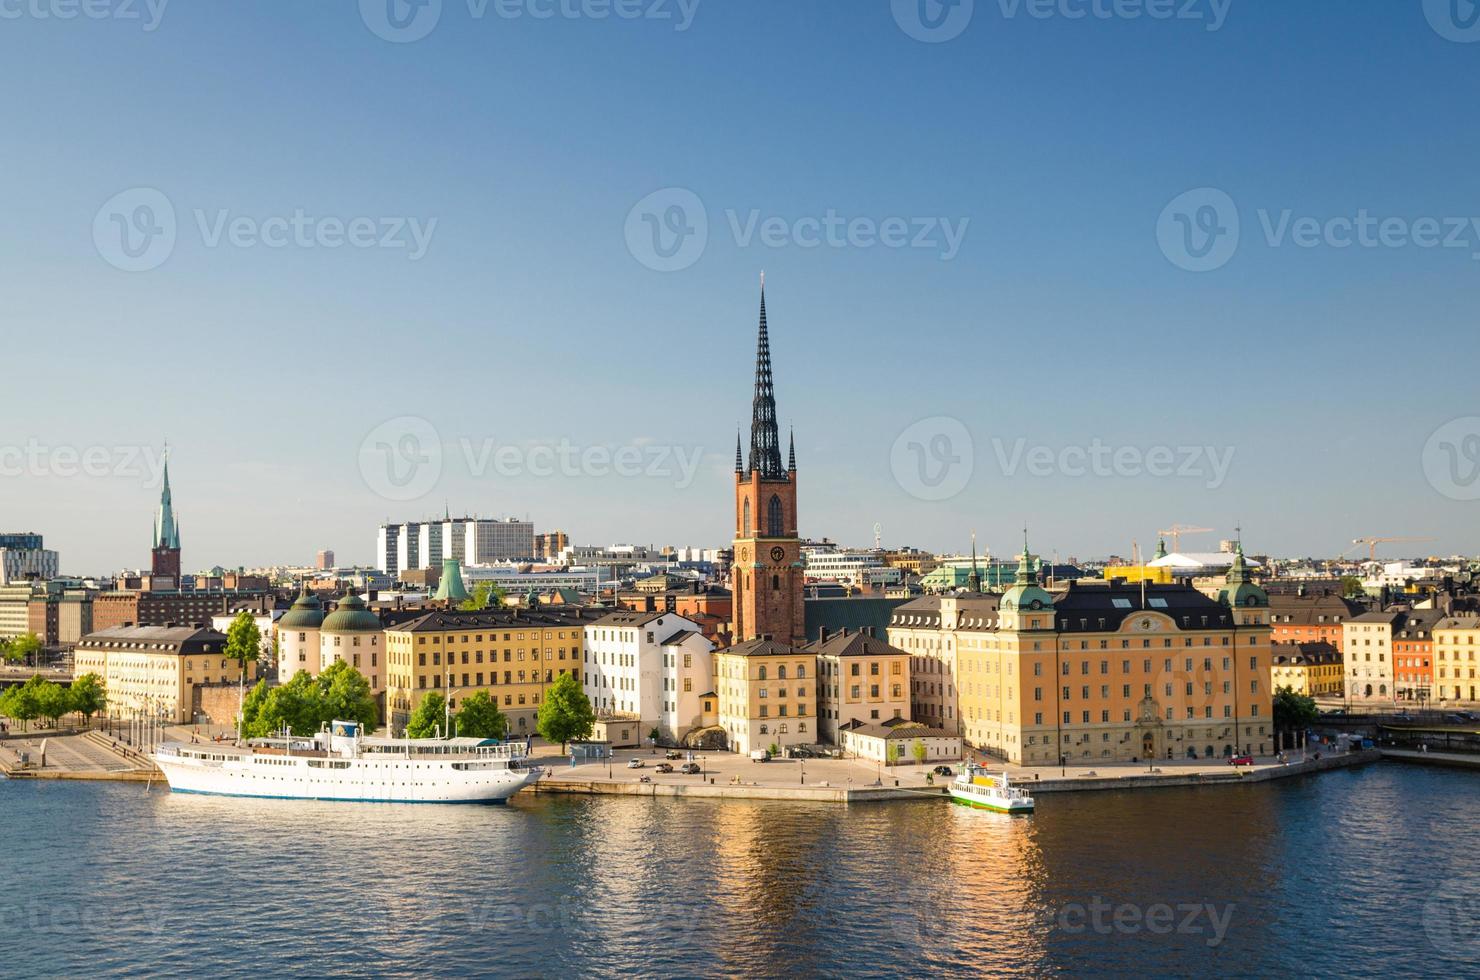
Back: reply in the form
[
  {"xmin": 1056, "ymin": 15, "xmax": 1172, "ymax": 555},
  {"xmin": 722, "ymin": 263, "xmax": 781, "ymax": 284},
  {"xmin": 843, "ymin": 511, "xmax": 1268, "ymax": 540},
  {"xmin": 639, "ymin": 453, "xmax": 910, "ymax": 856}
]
[
  {"xmin": 748, "ymin": 273, "xmax": 784, "ymax": 479},
  {"xmin": 788, "ymin": 427, "xmax": 796, "ymax": 471},
  {"xmin": 735, "ymin": 428, "xmax": 743, "ymax": 473}
]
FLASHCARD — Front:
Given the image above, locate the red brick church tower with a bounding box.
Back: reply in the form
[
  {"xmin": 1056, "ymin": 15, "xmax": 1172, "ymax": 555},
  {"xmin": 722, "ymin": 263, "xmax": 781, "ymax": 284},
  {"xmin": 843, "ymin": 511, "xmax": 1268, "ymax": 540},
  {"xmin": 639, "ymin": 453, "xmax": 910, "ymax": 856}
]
[{"xmin": 731, "ymin": 276, "xmax": 805, "ymax": 645}]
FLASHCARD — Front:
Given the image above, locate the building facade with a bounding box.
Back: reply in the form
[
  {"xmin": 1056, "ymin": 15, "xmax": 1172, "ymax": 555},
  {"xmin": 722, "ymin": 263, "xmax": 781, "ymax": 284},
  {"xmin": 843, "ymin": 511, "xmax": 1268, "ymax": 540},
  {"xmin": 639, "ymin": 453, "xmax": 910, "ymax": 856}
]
[
  {"xmin": 1343, "ymin": 609, "xmax": 1441, "ymax": 702},
  {"xmin": 581, "ymin": 610, "xmax": 715, "ymax": 744},
  {"xmin": 383, "ymin": 607, "xmax": 597, "ymax": 737},
  {"xmin": 0, "ymin": 531, "xmax": 59, "ymax": 586},
  {"xmin": 811, "ymin": 627, "xmax": 911, "ymax": 742},
  {"xmin": 1270, "ymin": 642, "xmax": 1343, "ymax": 696},
  {"xmin": 950, "ymin": 543, "xmax": 1274, "ymax": 766},
  {"xmin": 74, "ymin": 625, "xmax": 258, "ymax": 724},
  {"xmin": 714, "ymin": 637, "xmax": 816, "ymax": 755},
  {"xmin": 1433, "ymin": 617, "xmax": 1480, "ymax": 703}
]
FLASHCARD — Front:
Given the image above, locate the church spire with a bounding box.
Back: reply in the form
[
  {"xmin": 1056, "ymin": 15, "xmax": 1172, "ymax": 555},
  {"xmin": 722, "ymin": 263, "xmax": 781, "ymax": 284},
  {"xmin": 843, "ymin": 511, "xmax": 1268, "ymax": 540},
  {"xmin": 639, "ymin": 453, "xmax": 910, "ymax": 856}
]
[
  {"xmin": 748, "ymin": 272, "xmax": 784, "ymax": 479},
  {"xmin": 735, "ymin": 428, "xmax": 743, "ymax": 473},
  {"xmin": 968, "ymin": 530, "xmax": 982, "ymax": 593},
  {"xmin": 153, "ymin": 449, "xmax": 180, "ymax": 550},
  {"xmin": 788, "ymin": 427, "xmax": 796, "ymax": 472}
]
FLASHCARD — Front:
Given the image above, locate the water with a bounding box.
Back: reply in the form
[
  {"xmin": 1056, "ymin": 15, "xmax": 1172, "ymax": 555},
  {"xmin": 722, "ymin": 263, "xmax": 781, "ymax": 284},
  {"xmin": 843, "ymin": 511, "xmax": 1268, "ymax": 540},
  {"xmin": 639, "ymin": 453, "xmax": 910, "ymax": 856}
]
[{"xmin": 3, "ymin": 763, "xmax": 1477, "ymax": 978}]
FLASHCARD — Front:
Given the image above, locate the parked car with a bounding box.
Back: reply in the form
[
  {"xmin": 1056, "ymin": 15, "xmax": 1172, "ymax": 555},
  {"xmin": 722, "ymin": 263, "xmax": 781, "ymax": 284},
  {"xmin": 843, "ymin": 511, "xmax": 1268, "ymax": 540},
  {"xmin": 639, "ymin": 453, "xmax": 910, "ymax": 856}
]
[
  {"xmin": 679, "ymin": 762, "xmax": 702, "ymax": 774},
  {"xmin": 931, "ymin": 765, "xmax": 955, "ymax": 777},
  {"xmin": 626, "ymin": 758, "xmax": 644, "ymax": 769},
  {"xmin": 1229, "ymin": 755, "xmax": 1255, "ymax": 767},
  {"xmin": 1445, "ymin": 714, "xmax": 1467, "ymax": 724},
  {"xmin": 749, "ymin": 749, "xmax": 770, "ymax": 762},
  {"xmin": 665, "ymin": 750, "xmax": 683, "ymax": 760},
  {"xmin": 654, "ymin": 763, "xmax": 674, "ymax": 773}
]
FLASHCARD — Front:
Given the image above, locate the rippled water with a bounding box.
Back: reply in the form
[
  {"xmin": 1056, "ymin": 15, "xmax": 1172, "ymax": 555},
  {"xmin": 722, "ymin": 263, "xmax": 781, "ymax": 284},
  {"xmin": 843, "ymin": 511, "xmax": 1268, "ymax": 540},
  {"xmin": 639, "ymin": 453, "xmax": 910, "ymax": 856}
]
[{"xmin": 3, "ymin": 764, "xmax": 1478, "ymax": 977}]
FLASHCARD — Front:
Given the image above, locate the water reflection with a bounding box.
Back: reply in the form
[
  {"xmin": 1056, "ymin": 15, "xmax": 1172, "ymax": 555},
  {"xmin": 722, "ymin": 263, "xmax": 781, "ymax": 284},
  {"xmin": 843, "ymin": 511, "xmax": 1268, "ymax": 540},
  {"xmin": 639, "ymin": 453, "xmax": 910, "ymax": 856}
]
[{"xmin": 2, "ymin": 766, "xmax": 1478, "ymax": 978}]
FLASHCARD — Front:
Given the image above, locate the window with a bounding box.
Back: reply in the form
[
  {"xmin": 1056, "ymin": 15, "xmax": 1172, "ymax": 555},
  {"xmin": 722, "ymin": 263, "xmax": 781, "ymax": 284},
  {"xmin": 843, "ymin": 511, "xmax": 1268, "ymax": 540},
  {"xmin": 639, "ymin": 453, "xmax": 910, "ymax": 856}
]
[
  {"xmin": 767, "ymin": 494, "xmax": 784, "ymax": 537},
  {"xmin": 743, "ymin": 498, "xmax": 751, "ymax": 535}
]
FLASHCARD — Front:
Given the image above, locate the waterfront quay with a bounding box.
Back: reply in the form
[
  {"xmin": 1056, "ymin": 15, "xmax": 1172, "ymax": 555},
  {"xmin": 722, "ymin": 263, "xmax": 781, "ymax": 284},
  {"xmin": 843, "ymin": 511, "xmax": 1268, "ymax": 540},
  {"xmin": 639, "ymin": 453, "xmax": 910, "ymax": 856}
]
[{"xmin": 531, "ymin": 746, "xmax": 1379, "ymax": 803}]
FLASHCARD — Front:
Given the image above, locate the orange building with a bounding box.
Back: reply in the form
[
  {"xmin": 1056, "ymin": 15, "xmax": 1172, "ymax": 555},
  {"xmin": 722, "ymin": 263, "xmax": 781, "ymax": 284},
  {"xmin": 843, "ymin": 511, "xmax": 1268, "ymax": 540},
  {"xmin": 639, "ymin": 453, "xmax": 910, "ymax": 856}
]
[{"xmin": 1268, "ymin": 591, "xmax": 1365, "ymax": 653}]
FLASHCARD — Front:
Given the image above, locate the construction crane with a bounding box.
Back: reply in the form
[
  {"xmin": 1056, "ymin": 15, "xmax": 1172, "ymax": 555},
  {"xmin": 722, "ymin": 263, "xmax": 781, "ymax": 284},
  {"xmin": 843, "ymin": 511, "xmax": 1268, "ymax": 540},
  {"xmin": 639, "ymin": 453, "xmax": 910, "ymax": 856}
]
[
  {"xmin": 1157, "ymin": 524, "xmax": 1212, "ymax": 553},
  {"xmin": 1343, "ymin": 536, "xmax": 1438, "ymax": 562}
]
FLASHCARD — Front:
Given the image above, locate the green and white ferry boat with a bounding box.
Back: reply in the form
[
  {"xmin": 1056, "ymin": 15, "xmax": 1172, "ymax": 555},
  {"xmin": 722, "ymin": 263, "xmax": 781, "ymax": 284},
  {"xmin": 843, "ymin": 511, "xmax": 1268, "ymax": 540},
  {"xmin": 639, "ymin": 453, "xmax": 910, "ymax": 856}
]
[{"xmin": 949, "ymin": 763, "xmax": 1035, "ymax": 814}]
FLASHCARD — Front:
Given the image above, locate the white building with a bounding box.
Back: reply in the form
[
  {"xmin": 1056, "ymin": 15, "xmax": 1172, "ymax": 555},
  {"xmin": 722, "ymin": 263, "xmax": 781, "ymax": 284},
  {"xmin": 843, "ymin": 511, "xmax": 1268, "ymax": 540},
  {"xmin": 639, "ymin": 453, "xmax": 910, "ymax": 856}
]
[
  {"xmin": 583, "ymin": 610, "xmax": 714, "ymax": 743},
  {"xmin": 210, "ymin": 608, "xmax": 282, "ymax": 667},
  {"xmin": 273, "ymin": 586, "xmax": 325, "ymax": 682},
  {"xmin": 0, "ymin": 546, "xmax": 59, "ymax": 586},
  {"xmin": 838, "ymin": 720, "xmax": 962, "ymax": 765},
  {"xmin": 802, "ymin": 547, "xmax": 903, "ymax": 588},
  {"xmin": 379, "ymin": 518, "xmax": 536, "ymax": 577},
  {"xmin": 463, "ymin": 565, "xmax": 599, "ymax": 595}
]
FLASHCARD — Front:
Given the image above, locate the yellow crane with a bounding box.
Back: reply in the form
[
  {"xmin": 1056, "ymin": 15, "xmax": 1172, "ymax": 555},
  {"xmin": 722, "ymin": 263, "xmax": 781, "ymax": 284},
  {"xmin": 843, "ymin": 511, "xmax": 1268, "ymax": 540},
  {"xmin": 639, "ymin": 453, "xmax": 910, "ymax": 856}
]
[
  {"xmin": 1157, "ymin": 524, "xmax": 1212, "ymax": 553},
  {"xmin": 1344, "ymin": 536, "xmax": 1438, "ymax": 562}
]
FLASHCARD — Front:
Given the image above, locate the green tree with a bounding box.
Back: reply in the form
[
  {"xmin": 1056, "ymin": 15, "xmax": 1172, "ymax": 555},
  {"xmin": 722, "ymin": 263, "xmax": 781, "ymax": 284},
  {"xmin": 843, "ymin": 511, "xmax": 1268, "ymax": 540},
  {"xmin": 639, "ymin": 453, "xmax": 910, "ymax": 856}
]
[
  {"xmin": 241, "ymin": 678, "xmax": 270, "ymax": 735},
  {"xmin": 1340, "ymin": 576, "xmax": 1366, "ymax": 599},
  {"xmin": 454, "ymin": 690, "xmax": 508, "ymax": 740},
  {"xmin": 912, "ymin": 740, "xmax": 928, "ymax": 766},
  {"xmin": 251, "ymin": 671, "xmax": 320, "ymax": 737},
  {"xmin": 224, "ymin": 611, "xmax": 262, "ymax": 736},
  {"xmin": 536, "ymin": 673, "xmax": 594, "ymax": 750},
  {"xmin": 0, "ymin": 638, "xmax": 17, "ymax": 664},
  {"xmin": 8, "ymin": 634, "xmax": 42, "ymax": 667},
  {"xmin": 886, "ymin": 742, "xmax": 902, "ymax": 769},
  {"xmin": 35, "ymin": 679, "xmax": 70, "ymax": 728},
  {"xmin": 406, "ymin": 691, "xmax": 448, "ymax": 739},
  {"xmin": 69, "ymin": 673, "xmax": 107, "ymax": 725},
  {"xmin": 317, "ymin": 660, "xmax": 378, "ymax": 732},
  {"xmin": 459, "ymin": 581, "xmax": 507, "ymax": 612},
  {"xmin": 0, "ymin": 677, "xmax": 41, "ymax": 730},
  {"xmin": 1273, "ymin": 687, "xmax": 1319, "ymax": 750}
]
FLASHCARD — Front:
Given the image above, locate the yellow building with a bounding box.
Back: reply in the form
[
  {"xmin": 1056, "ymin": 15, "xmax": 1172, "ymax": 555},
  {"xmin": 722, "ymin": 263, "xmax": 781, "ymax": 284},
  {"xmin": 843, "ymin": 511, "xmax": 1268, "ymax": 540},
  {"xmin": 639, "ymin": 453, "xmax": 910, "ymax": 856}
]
[
  {"xmin": 888, "ymin": 594, "xmax": 1001, "ymax": 734},
  {"xmin": 951, "ymin": 543, "xmax": 1273, "ymax": 765},
  {"xmin": 1434, "ymin": 616, "xmax": 1480, "ymax": 703},
  {"xmin": 383, "ymin": 607, "xmax": 599, "ymax": 737},
  {"xmin": 1270, "ymin": 642, "xmax": 1343, "ymax": 696},
  {"xmin": 73, "ymin": 625, "xmax": 259, "ymax": 724},
  {"xmin": 714, "ymin": 637, "xmax": 816, "ymax": 755},
  {"xmin": 811, "ymin": 627, "xmax": 911, "ymax": 741}
]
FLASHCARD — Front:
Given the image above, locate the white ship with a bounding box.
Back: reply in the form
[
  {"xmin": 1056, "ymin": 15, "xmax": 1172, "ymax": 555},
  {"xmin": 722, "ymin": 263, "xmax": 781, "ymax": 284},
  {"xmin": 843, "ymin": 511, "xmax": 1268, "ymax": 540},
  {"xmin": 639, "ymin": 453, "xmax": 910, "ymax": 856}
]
[
  {"xmin": 948, "ymin": 763, "xmax": 1035, "ymax": 814},
  {"xmin": 152, "ymin": 721, "xmax": 542, "ymax": 804}
]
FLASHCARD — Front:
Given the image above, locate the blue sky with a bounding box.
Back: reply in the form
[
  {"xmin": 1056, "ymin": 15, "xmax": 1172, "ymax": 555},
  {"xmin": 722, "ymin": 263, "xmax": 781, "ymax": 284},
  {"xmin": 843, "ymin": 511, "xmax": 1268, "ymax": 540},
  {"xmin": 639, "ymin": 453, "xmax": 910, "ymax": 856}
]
[{"xmin": 4, "ymin": 0, "xmax": 1480, "ymax": 573}]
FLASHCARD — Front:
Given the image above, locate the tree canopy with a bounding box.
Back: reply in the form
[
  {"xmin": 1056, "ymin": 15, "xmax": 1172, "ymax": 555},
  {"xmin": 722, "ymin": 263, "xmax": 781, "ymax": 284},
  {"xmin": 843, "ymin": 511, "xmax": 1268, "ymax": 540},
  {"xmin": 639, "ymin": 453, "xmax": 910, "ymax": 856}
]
[
  {"xmin": 224, "ymin": 611, "xmax": 262, "ymax": 673},
  {"xmin": 1, "ymin": 634, "xmax": 43, "ymax": 665},
  {"xmin": 459, "ymin": 581, "xmax": 507, "ymax": 612},
  {"xmin": 405, "ymin": 691, "xmax": 448, "ymax": 739},
  {"xmin": 0, "ymin": 673, "xmax": 107, "ymax": 731},
  {"xmin": 454, "ymin": 690, "xmax": 508, "ymax": 740},
  {"xmin": 537, "ymin": 673, "xmax": 594, "ymax": 749},
  {"xmin": 241, "ymin": 662, "xmax": 378, "ymax": 738},
  {"xmin": 1273, "ymin": 687, "xmax": 1319, "ymax": 734}
]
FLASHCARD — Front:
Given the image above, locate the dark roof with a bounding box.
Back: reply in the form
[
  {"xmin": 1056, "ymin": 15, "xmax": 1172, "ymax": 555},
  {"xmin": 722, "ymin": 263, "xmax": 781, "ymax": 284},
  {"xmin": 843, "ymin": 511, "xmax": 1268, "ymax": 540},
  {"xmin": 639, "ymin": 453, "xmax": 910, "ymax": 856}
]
[
  {"xmin": 802, "ymin": 628, "xmax": 906, "ymax": 659},
  {"xmin": 804, "ymin": 595, "xmax": 909, "ymax": 637},
  {"xmin": 79, "ymin": 625, "xmax": 226, "ymax": 654},
  {"xmin": 840, "ymin": 721, "xmax": 957, "ymax": 740},
  {"xmin": 386, "ymin": 607, "xmax": 603, "ymax": 633},
  {"xmin": 591, "ymin": 610, "xmax": 668, "ymax": 628},
  {"xmin": 1053, "ymin": 581, "xmax": 1233, "ymax": 633},
  {"xmin": 1272, "ymin": 641, "xmax": 1342, "ymax": 666},
  {"xmin": 661, "ymin": 629, "xmax": 701, "ymax": 645},
  {"xmin": 721, "ymin": 637, "xmax": 809, "ymax": 658},
  {"xmin": 1267, "ymin": 592, "xmax": 1365, "ymax": 626}
]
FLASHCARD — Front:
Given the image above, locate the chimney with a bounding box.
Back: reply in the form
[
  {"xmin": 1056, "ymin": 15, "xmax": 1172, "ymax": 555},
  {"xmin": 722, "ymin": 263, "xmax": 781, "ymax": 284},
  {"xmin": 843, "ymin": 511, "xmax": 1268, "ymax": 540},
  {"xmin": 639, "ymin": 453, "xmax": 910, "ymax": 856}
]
[{"xmin": 818, "ymin": 626, "xmax": 829, "ymax": 644}]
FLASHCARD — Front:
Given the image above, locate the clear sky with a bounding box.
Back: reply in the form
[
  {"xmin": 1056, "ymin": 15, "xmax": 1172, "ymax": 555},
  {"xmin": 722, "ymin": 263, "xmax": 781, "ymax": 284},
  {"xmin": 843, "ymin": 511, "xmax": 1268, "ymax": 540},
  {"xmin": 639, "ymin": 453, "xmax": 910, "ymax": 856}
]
[{"xmin": 4, "ymin": 0, "xmax": 1480, "ymax": 574}]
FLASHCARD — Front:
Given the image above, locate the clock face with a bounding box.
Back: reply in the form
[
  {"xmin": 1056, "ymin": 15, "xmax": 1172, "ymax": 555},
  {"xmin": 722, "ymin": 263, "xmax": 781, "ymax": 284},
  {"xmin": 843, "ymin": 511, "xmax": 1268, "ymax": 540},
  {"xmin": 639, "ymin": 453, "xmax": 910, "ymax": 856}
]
[
  {"xmin": 770, "ymin": 546, "xmax": 786, "ymax": 563},
  {"xmin": 739, "ymin": 546, "xmax": 750, "ymax": 562}
]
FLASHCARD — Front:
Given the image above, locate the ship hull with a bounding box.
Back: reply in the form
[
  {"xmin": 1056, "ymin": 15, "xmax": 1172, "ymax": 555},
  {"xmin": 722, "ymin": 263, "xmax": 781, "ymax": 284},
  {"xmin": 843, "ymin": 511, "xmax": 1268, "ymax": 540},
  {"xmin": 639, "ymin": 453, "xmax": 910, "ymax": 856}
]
[{"xmin": 153, "ymin": 754, "xmax": 540, "ymax": 804}]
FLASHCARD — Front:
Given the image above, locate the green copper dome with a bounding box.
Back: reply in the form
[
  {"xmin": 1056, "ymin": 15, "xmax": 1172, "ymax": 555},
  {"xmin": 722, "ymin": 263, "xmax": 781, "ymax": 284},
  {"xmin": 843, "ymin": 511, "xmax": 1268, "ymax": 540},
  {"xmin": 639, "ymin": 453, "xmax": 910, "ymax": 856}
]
[
  {"xmin": 432, "ymin": 559, "xmax": 470, "ymax": 603},
  {"xmin": 277, "ymin": 584, "xmax": 325, "ymax": 630},
  {"xmin": 321, "ymin": 592, "xmax": 382, "ymax": 633}
]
